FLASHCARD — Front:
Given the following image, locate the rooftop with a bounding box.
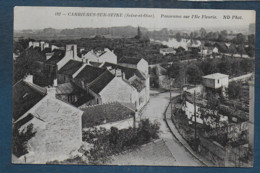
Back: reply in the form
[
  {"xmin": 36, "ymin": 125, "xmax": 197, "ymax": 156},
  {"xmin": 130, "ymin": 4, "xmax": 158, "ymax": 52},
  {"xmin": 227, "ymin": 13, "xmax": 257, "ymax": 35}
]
[
  {"xmin": 46, "ymin": 50, "xmax": 65, "ymax": 65},
  {"xmin": 202, "ymin": 73, "xmax": 229, "ymax": 80},
  {"xmin": 102, "ymin": 62, "xmax": 146, "ymax": 80},
  {"xmin": 106, "ymin": 139, "xmax": 176, "ymax": 166},
  {"xmin": 74, "ymin": 65, "xmax": 106, "ymax": 84},
  {"xmin": 16, "ymin": 97, "xmax": 83, "ymax": 163},
  {"xmin": 130, "ymin": 79, "xmax": 146, "ymax": 92},
  {"xmin": 81, "ymin": 102, "xmax": 135, "ymax": 128},
  {"xmin": 119, "ymin": 58, "xmax": 141, "ymax": 65},
  {"xmin": 58, "ymin": 60, "xmax": 83, "ymax": 76},
  {"xmin": 89, "ymin": 61, "xmax": 102, "ymax": 67},
  {"xmin": 13, "ymin": 80, "xmax": 47, "ymax": 121},
  {"xmin": 89, "ymin": 71, "xmax": 115, "ymax": 94},
  {"xmin": 56, "ymin": 82, "xmax": 84, "ymax": 95}
]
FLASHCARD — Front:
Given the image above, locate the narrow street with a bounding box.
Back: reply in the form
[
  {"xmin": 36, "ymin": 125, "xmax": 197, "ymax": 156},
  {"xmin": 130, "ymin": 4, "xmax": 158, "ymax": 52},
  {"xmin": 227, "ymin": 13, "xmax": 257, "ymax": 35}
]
[{"xmin": 140, "ymin": 90, "xmax": 203, "ymax": 166}]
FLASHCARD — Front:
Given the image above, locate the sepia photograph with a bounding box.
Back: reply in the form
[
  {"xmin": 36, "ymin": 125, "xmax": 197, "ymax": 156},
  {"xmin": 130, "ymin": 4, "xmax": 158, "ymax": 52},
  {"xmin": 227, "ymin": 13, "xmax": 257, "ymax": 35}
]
[{"xmin": 12, "ymin": 6, "xmax": 255, "ymax": 167}]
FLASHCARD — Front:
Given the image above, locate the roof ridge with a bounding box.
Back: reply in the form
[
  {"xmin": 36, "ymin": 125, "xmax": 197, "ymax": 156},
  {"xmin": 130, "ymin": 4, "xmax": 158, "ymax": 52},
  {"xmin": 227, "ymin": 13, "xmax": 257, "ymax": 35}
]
[
  {"xmin": 88, "ymin": 70, "xmax": 114, "ymax": 87},
  {"xmin": 12, "ymin": 78, "xmax": 23, "ymax": 88},
  {"xmin": 23, "ymin": 81, "xmax": 47, "ymax": 95}
]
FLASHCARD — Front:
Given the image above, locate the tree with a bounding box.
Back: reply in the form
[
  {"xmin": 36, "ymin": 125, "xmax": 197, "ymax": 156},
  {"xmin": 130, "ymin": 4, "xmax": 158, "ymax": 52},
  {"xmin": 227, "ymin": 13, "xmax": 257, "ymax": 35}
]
[
  {"xmin": 175, "ymin": 32, "xmax": 182, "ymax": 42},
  {"xmin": 240, "ymin": 59, "xmax": 254, "ymax": 73},
  {"xmin": 219, "ymin": 30, "xmax": 228, "ymax": 42},
  {"xmin": 12, "ymin": 124, "xmax": 36, "ymax": 158},
  {"xmin": 218, "ymin": 57, "xmax": 232, "ymax": 75},
  {"xmin": 228, "ymin": 82, "xmax": 243, "ymax": 100},
  {"xmin": 199, "ymin": 28, "xmax": 207, "ymax": 39},
  {"xmin": 176, "ymin": 46, "xmax": 185, "ymax": 54},
  {"xmin": 237, "ymin": 44, "xmax": 246, "ymax": 57},
  {"xmin": 245, "ymin": 45, "xmax": 255, "ymax": 57},
  {"xmin": 186, "ymin": 64, "xmax": 203, "ymax": 85},
  {"xmin": 248, "ymin": 34, "xmax": 255, "ymax": 45}
]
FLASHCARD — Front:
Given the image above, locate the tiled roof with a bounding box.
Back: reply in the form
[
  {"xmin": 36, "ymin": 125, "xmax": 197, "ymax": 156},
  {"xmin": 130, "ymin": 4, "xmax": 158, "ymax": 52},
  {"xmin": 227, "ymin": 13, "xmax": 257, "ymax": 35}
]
[
  {"xmin": 56, "ymin": 82, "xmax": 83, "ymax": 95},
  {"xmin": 102, "ymin": 62, "xmax": 146, "ymax": 80},
  {"xmin": 202, "ymin": 73, "xmax": 229, "ymax": 80},
  {"xmin": 42, "ymin": 48, "xmax": 52, "ymax": 54},
  {"xmin": 46, "ymin": 50, "xmax": 65, "ymax": 65},
  {"xmin": 73, "ymin": 93, "xmax": 94, "ymax": 107},
  {"xmin": 119, "ymin": 58, "xmax": 141, "ymax": 65},
  {"xmin": 89, "ymin": 61, "xmax": 102, "ymax": 67},
  {"xmin": 81, "ymin": 102, "xmax": 135, "ymax": 128},
  {"xmin": 89, "ymin": 71, "xmax": 115, "ymax": 94},
  {"xmin": 15, "ymin": 113, "xmax": 34, "ymax": 129},
  {"xmin": 122, "ymin": 67, "xmax": 146, "ymax": 80},
  {"xmin": 130, "ymin": 79, "xmax": 146, "ymax": 92},
  {"xmin": 74, "ymin": 65, "xmax": 106, "ymax": 84},
  {"xmin": 107, "ymin": 139, "xmax": 176, "ymax": 166},
  {"xmin": 15, "ymin": 97, "xmax": 83, "ymax": 163},
  {"xmin": 58, "ymin": 60, "xmax": 83, "ymax": 76},
  {"xmin": 13, "ymin": 80, "xmax": 47, "ymax": 121}
]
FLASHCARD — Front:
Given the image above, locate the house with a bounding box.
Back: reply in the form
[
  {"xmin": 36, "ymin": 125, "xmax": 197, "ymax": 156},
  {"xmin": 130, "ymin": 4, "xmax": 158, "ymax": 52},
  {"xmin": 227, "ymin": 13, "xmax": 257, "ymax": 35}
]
[
  {"xmin": 56, "ymin": 44, "xmax": 82, "ymax": 70},
  {"xmin": 57, "ymin": 60, "xmax": 84, "ymax": 84},
  {"xmin": 58, "ymin": 62, "xmax": 140, "ymax": 109},
  {"xmin": 29, "ymin": 41, "xmax": 50, "ymax": 51},
  {"xmin": 55, "ymin": 82, "xmax": 95, "ymax": 107},
  {"xmin": 159, "ymin": 48, "xmax": 176, "ymax": 56},
  {"xmin": 74, "ymin": 67, "xmax": 139, "ymax": 109},
  {"xmin": 202, "ymin": 73, "xmax": 229, "ymax": 89},
  {"xmin": 118, "ymin": 58, "xmax": 149, "ymax": 75},
  {"xmin": 81, "ymin": 102, "xmax": 137, "ymax": 130},
  {"xmin": 44, "ymin": 44, "xmax": 82, "ymax": 85},
  {"xmin": 200, "ymin": 46, "xmax": 219, "ymax": 56},
  {"xmin": 82, "ymin": 48, "xmax": 117, "ymax": 64},
  {"xmin": 101, "ymin": 62, "xmax": 150, "ymax": 109},
  {"xmin": 12, "ymin": 75, "xmax": 83, "ymax": 164}
]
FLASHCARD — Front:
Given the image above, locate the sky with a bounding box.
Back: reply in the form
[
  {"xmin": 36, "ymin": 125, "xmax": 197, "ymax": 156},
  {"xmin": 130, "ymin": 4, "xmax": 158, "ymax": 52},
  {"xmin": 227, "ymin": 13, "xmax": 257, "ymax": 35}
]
[{"xmin": 14, "ymin": 7, "xmax": 255, "ymax": 31}]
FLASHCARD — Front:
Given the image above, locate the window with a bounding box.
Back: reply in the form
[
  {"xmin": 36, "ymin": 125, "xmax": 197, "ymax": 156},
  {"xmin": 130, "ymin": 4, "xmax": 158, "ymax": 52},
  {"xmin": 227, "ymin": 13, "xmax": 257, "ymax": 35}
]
[
  {"xmin": 68, "ymin": 95, "xmax": 74, "ymax": 103},
  {"xmin": 218, "ymin": 79, "xmax": 220, "ymax": 84}
]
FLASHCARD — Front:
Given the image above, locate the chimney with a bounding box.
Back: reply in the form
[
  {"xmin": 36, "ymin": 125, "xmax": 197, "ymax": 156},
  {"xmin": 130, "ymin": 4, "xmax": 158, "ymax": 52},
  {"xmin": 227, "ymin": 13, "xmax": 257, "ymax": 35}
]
[
  {"xmin": 82, "ymin": 58, "xmax": 89, "ymax": 64},
  {"xmin": 40, "ymin": 41, "xmax": 45, "ymax": 51},
  {"xmin": 24, "ymin": 74, "xmax": 33, "ymax": 83},
  {"xmin": 65, "ymin": 44, "xmax": 77, "ymax": 59},
  {"xmin": 44, "ymin": 43, "xmax": 49, "ymax": 49},
  {"xmin": 122, "ymin": 72, "xmax": 125, "ymax": 79},
  {"xmin": 28, "ymin": 41, "xmax": 33, "ymax": 48},
  {"xmin": 115, "ymin": 68, "xmax": 122, "ymax": 77},
  {"xmin": 53, "ymin": 78, "xmax": 58, "ymax": 87},
  {"xmin": 47, "ymin": 87, "xmax": 56, "ymax": 98}
]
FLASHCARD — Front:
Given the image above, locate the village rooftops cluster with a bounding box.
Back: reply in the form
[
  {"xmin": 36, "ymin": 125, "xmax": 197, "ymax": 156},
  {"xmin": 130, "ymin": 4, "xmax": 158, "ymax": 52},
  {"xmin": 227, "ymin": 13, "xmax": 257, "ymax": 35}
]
[{"xmin": 13, "ymin": 41, "xmax": 150, "ymax": 163}]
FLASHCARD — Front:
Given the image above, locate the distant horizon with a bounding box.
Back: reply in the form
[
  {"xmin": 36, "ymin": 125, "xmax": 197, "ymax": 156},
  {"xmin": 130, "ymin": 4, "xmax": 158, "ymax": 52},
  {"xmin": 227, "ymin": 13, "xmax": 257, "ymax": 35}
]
[{"xmin": 13, "ymin": 25, "xmax": 251, "ymax": 34}]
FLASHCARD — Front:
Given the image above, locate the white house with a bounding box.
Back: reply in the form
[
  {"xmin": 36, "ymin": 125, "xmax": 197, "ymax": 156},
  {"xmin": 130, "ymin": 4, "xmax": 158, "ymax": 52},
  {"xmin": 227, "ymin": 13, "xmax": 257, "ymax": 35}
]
[
  {"xmin": 56, "ymin": 44, "xmax": 82, "ymax": 70},
  {"xmin": 160, "ymin": 48, "xmax": 176, "ymax": 56},
  {"xmin": 202, "ymin": 73, "xmax": 229, "ymax": 89},
  {"xmin": 118, "ymin": 58, "xmax": 149, "ymax": 75},
  {"xmin": 82, "ymin": 48, "xmax": 117, "ymax": 64}
]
